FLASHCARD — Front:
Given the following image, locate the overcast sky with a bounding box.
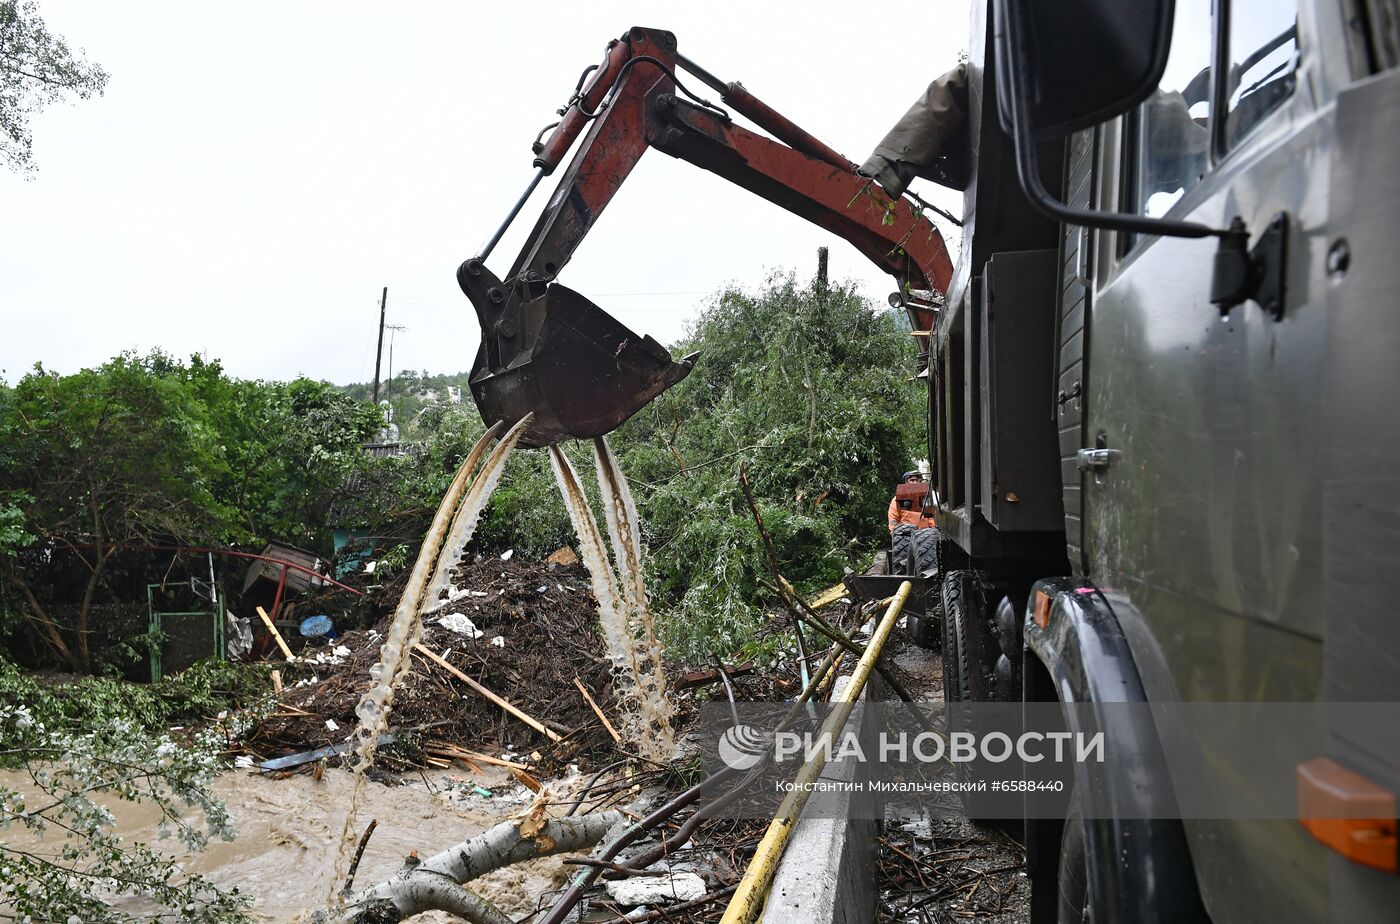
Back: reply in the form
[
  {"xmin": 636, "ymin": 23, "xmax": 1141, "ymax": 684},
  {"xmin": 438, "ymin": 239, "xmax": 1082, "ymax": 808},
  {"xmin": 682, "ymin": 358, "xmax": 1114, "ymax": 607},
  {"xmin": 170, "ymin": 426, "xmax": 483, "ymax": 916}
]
[{"xmin": 1, "ymin": 1, "xmax": 969, "ymax": 385}]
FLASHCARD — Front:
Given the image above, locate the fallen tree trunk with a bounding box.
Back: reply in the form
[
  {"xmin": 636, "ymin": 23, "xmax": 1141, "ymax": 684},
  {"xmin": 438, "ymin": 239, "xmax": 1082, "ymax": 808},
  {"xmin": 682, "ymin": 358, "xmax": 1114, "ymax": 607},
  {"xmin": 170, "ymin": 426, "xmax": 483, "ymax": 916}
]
[{"xmin": 331, "ymin": 810, "xmax": 624, "ymax": 924}]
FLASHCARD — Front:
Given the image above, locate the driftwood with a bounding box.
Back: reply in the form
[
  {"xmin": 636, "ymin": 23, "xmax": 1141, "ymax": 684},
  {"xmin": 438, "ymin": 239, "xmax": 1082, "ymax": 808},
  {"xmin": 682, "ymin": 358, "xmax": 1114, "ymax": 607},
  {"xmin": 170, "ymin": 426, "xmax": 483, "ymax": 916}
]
[{"xmin": 331, "ymin": 810, "xmax": 624, "ymax": 924}]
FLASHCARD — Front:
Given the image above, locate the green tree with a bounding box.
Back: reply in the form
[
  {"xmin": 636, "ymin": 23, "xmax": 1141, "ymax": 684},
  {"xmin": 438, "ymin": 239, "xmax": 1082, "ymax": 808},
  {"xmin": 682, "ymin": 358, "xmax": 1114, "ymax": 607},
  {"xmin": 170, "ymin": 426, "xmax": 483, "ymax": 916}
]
[
  {"xmin": 618, "ymin": 273, "xmax": 923, "ymax": 658},
  {"xmin": 0, "ymin": 0, "xmax": 109, "ymax": 175},
  {"xmin": 2, "ymin": 353, "xmax": 234, "ymax": 672}
]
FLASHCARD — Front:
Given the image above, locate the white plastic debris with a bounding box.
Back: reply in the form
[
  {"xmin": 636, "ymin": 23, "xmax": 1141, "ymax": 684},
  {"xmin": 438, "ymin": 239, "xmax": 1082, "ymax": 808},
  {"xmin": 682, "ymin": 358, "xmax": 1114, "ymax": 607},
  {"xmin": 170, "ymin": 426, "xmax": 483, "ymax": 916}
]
[
  {"xmin": 233, "ymin": 755, "xmax": 255, "ymax": 769},
  {"xmin": 363, "ymin": 560, "xmax": 377, "ymax": 574},
  {"xmin": 325, "ymin": 719, "xmax": 339, "ymax": 731},
  {"xmin": 440, "ymin": 612, "xmax": 484, "ymax": 639},
  {"xmin": 500, "ymin": 549, "xmax": 514, "ymax": 561},
  {"xmin": 332, "ymin": 645, "xmax": 351, "ymax": 659},
  {"xmin": 490, "ymin": 636, "xmax": 506, "ymax": 648},
  {"xmin": 604, "ymin": 872, "xmax": 706, "ymax": 906},
  {"xmin": 469, "ymin": 590, "xmax": 489, "ymax": 597}
]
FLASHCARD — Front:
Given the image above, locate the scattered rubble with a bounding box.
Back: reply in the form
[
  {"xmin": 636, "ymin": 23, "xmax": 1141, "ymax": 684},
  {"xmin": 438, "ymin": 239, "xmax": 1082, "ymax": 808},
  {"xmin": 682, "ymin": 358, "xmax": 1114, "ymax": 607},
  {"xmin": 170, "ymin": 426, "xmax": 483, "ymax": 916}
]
[
  {"xmin": 243, "ymin": 551, "xmax": 627, "ymax": 773},
  {"xmin": 604, "ymin": 871, "xmax": 708, "ymax": 905}
]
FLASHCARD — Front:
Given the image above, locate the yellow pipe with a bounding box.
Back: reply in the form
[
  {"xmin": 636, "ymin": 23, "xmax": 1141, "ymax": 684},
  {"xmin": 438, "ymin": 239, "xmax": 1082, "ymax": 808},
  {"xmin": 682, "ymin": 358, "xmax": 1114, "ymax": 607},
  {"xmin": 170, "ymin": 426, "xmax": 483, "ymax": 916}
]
[{"xmin": 719, "ymin": 580, "xmax": 912, "ymax": 924}]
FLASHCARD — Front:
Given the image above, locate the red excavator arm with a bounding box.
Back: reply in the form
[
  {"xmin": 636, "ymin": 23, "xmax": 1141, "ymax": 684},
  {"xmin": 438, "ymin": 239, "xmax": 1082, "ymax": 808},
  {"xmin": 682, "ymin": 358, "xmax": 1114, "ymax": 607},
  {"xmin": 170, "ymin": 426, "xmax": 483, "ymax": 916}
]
[{"xmin": 459, "ymin": 26, "xmax": 954, "ymax": 447}]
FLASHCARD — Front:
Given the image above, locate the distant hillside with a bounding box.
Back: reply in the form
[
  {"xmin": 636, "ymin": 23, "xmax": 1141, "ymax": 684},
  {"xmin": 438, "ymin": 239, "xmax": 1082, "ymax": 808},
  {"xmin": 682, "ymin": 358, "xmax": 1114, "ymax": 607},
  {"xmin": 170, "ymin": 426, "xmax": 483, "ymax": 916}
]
[{"xmin": 338, "ymin": 369, "xmax": 475, "ymax": 437}]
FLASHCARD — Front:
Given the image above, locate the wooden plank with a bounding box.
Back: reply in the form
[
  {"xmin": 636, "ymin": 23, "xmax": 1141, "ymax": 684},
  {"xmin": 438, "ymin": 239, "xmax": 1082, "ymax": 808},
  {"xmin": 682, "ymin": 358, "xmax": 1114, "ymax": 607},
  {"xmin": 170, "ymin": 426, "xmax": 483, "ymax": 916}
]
[
  {"xmin": 426, "ymin": 743, "xmax": 529, "ymax": 771},
  {"xmin": 678, "ymin": 663, "xmax": 756, "ymax": 690},
  {"xmin": 255, "ymin": 606, "xmax": 295, "ymax": 661},
  {"xmin": 807, "ymin": 582, "xmax": 849, "ymax": 611},
  {"xmin": 412, "ymin": 643, "xmax": 562, "ymax": 742},
  {"xmin": 573, "ymin": 676, "xmax": 622, "ymax": 743}
]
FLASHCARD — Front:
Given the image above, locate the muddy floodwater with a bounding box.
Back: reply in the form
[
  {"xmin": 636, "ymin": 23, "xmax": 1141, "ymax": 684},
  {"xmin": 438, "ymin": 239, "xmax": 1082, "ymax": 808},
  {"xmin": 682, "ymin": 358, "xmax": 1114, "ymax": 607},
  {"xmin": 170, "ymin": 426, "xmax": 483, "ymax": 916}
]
[{"xmin": 2, "ymin": 765, "xmax": 590, "ymax": 922}]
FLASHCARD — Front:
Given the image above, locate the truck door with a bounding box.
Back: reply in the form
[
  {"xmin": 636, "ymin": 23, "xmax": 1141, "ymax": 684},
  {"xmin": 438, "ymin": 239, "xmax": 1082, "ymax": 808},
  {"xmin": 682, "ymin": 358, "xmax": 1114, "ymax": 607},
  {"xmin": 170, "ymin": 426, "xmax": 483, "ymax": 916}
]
[
  {"xmin": 1080, "ymin": 0, "xmax": 1371, "ymax": 920},
  {"xmin": 1054, "ymin": 128, "xmax": 1097, "ymax": 576}
]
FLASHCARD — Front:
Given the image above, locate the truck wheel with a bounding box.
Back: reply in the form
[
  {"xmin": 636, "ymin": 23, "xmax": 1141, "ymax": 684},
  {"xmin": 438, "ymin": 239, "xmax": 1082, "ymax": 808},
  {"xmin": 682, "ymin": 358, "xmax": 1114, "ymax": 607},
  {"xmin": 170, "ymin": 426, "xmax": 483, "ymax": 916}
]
[
  {"xmin": 942, "ymin": 570, "xmax": 994, "ymax": 702},
  {"xmin": 906, "ymin": 613, "xmax": 939, "ymax": 649},
  {"xmin": 942, "ymin": 570, "xmax": 1008, "ymax": 821},
  {"xmin": 941, "ymin": 577, "xmax": 965, "ymax": 701},
  {"xmin": 1057, "ymin": 790, "xmax": 1090, "ymax": 923}
]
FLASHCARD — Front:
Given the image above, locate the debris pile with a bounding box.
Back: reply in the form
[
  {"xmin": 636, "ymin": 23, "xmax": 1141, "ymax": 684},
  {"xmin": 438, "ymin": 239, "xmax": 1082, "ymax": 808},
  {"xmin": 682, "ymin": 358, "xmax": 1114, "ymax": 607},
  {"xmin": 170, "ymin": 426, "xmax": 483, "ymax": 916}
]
[{"xmin": 244, "ymin": 550, "xmax": 628, "ymax": 772}]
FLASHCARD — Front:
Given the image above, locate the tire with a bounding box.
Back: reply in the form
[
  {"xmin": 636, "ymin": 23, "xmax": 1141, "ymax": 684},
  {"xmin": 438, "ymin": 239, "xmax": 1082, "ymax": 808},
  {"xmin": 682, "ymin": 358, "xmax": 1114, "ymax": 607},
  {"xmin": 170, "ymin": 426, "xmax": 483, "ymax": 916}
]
[
  {"xmin": 890, "ymin": 524, "xmax": 917, "ymax": 572},
  {"xmin": 1057, "ymin": 789, "xmax": 1091, "ymax": 923},
  {"xmin": 940, "ymin": 581, "xmax": 967, "ymax": 701},
  {"xmin": 941, "ymin": 570, "xmax": 991, "ymax": 703},
  {"xmin": 941, "ymin": 570, "xmax": 1007, "ymax": 821},
  {"xmin": 906, "ymin": 613, "xmax": 939, "ymax": 649},
  {"xmin": 911, "ymin": 527, "xmax": 941, "ymax": 574}
]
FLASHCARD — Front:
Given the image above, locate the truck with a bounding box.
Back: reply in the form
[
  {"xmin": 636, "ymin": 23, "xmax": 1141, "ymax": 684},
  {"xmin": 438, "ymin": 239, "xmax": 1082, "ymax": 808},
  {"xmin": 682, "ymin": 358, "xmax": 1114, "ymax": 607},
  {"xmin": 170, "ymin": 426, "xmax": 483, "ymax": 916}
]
[{"xmin": 903, "ymin": 1, "xmax": 1400, "ymax": 921}]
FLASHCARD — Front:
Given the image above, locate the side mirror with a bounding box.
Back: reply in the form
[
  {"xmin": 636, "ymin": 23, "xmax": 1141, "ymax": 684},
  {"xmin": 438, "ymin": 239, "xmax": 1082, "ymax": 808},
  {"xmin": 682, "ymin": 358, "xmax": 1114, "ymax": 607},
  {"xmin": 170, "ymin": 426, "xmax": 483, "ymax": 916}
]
[
  {"xmin": 995, "ymin": 0, "xmax": 1175, "ymax": 139},
  {"xmin": 992, "ymin": 0, "xmax": 1283, "ymax": 317}
]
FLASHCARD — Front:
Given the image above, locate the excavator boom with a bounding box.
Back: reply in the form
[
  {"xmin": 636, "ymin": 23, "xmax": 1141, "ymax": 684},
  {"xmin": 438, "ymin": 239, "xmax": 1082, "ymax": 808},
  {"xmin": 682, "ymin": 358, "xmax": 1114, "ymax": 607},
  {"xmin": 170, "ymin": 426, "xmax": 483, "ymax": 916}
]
[{"xmin": 460, "ymin": 26, "xmax": 953, "ymax": 448}]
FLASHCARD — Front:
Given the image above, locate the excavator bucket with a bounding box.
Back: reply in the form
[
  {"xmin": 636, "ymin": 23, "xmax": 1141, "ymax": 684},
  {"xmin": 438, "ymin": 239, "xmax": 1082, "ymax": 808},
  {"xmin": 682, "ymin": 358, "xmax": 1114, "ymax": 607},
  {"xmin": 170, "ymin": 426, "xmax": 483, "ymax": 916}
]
[{"xmin": 460, "ymin": 262, "xmax": 696, "ymax": 448}]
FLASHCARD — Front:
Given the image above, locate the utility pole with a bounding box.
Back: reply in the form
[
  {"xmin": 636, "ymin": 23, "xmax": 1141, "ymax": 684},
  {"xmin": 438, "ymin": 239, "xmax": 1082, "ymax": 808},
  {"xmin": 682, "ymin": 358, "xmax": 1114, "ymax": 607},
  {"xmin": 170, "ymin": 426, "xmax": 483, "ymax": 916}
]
[
  {"xmin": 816, "ymin": 246, "xmax": 829, "ymax": 292},
  {"xmin": 385, "ymin": 324, "xmax": 408, "ymax": 395},
  {"xmin": 371, "ymin": 286, "xmax": 388, "ymax": 403}
]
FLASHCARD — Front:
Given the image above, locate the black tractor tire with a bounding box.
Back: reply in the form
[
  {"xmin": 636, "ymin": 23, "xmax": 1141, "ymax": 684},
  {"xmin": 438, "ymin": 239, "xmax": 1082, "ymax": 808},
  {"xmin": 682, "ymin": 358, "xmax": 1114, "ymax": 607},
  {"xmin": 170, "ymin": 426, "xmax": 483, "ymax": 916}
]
[
  {"xmin": 912, "ymin": 527, "xmax": 941, "ymax": 574},
  {"xmin": 890, "ymin": 524, "xmax": 917, "ymax": 572},
  {"xmin": 900, "ymin": 528, "xmax": 943, "ymax": 650},
  {"xmin": 1057, "ymin": 790, "xmax": 1091, "ymax": 923}
]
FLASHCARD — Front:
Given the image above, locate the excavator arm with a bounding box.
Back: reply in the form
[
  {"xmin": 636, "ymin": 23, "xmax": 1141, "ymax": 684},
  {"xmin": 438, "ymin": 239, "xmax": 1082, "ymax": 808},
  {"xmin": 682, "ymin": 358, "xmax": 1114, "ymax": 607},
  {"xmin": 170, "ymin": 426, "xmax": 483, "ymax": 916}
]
[{"xmin": 459, "ymin": 26, "xmax": 953, "ymax": 447}]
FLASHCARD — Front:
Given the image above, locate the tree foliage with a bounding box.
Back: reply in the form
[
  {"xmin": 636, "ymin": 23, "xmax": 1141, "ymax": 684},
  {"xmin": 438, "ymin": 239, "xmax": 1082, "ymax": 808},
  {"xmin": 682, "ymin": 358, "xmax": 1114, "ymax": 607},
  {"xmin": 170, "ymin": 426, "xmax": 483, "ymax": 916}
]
[
  {"xmin": 0, "ymin": 274, "xmax": 924, "ymax": 669},
  {"xmin": 0, "ymin": 0, "xmax": 109, "ymax": 175},
  {"xmin": 0, "ymin": 352, "xmax": 379, "ymax": 672}
]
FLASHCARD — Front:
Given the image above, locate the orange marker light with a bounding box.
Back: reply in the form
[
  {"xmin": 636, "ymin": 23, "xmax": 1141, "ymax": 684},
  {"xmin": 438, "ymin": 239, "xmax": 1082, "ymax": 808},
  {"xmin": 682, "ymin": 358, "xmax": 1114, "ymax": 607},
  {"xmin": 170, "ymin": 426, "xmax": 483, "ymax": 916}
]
[
  {"xmin": 1297, "ymin": 757, "xmax": 1398, "ymax": 874},
  {"xmin": 1033, "ymin": 590, "xmax": 1051, "ymax": 629}
]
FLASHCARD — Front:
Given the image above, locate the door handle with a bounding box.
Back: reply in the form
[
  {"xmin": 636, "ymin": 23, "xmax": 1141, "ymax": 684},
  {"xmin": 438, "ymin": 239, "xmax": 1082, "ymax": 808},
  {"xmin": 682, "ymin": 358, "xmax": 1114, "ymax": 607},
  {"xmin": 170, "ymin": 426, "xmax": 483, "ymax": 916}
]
[{"xmin": 1076, "ymin": 448, "xmax": 1122, "ymax": 473}]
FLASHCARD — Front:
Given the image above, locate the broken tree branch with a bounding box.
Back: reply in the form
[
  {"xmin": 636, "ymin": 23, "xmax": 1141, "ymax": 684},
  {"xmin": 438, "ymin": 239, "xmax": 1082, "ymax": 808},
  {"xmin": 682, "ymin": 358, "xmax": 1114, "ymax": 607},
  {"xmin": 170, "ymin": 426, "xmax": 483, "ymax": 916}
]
[
  {"xmin": 574, "ymin": 676, "xmax": 622, "ymax": 743},
  {"xmin": 255, "ymin": 606, "xmax": 295, "ymax": 661},
  {"xmin": 333, "ymin": 811, "xmax": 624, "ymax": 924},
  {"xmin": 342, "ymin": 819, "xmax": 378, "ymax": 896},
  {"xmin": 737, "ymin": 466, "xmax": 917, "ymax": 704}
]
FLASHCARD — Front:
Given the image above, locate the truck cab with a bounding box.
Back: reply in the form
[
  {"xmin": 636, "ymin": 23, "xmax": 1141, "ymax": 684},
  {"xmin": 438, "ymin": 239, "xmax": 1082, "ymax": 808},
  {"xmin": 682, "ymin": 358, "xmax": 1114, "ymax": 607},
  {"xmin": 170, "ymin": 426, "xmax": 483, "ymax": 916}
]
[{"xmin": 921, "ymin": 1, "xmax": 1400, "ymax": 920}]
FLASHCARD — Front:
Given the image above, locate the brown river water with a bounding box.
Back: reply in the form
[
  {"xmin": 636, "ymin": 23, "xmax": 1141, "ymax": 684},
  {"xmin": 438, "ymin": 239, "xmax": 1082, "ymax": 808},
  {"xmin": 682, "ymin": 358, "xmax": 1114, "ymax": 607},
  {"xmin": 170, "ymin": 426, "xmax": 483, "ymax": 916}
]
[{"xmin": 2, "ymin": 765, "xmax": 591, "ymax": 921}]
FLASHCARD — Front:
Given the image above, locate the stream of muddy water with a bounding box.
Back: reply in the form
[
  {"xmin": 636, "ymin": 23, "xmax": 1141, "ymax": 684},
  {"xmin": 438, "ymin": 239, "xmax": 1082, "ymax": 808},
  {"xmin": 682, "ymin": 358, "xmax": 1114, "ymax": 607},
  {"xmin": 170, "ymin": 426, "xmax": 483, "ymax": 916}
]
[{"xmin": 1, "ymin": 765, "xmax": 592, "ymax": 922}]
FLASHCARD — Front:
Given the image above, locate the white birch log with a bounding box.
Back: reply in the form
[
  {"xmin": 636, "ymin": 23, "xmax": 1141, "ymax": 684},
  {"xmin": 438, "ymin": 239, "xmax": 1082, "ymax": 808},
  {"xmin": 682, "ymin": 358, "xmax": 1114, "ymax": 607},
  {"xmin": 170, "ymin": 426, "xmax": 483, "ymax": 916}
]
[{"xmin": 332, "ymin": 810, "xmax": 624, "ymax": 924}]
